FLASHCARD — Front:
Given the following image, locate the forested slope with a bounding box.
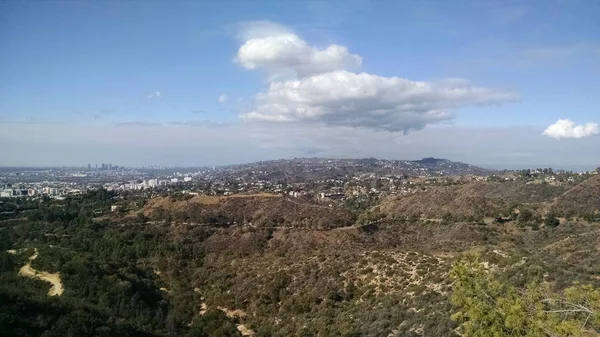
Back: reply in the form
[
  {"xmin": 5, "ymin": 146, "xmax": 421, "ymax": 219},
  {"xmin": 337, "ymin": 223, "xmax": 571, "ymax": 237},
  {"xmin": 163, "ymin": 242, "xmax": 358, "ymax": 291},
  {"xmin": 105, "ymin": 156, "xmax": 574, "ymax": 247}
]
[{"xmin": 1, "ymin": 188, "xmax": 600, "ymax": 336}]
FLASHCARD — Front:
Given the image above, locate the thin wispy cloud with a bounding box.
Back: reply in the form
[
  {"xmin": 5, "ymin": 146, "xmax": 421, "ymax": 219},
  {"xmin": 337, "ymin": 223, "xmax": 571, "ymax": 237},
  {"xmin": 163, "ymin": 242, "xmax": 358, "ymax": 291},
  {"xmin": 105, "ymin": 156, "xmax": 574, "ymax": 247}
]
[
  {"xmin": 0, "ymin": 119, "xmax": 56, "ymax": 125},
  {"xmin": 115, "ymin": 121, "xmax": 162, "ymax": 127},
  {"xmin": 148, "ymin": 91, "xmax": 161, "ymax": 100},
  {"xmin": 306, "ymin": 0, "xmax": 369, "ymax": 28},
  {"xmin": 474, "ymin": 1, "xmax": 528, "ymax": 26},
  {"xmin": 168, "ymin": 120, "xmax": 228, "ymax": 127},
  {"xmin": 521, "ymin": 43, "xmax": 591, "ymax": 62},
  {"xmin": 218, "ymin": 94, "xmax": 229, "ymax": 103},
  {"xmin": 92, "ymin": 108, "xmax": 113, "ymax": 121}
]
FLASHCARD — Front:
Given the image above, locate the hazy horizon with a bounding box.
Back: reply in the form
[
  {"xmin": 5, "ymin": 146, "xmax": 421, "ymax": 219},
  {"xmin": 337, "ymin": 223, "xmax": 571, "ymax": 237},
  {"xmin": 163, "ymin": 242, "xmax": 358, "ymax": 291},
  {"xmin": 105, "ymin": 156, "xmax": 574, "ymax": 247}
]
[{"xmin": 0, "ymin": 156, "xmax": 596, "ymax": 173}]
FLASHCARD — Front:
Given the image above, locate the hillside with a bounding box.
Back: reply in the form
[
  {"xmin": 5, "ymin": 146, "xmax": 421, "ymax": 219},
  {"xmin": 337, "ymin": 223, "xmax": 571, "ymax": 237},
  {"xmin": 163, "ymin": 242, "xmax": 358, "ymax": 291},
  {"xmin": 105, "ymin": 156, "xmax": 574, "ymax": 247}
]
[
  {"xmin": 138, "ymin": 194, "xmax": 357, "ymax": 229},
  {"xmin": 379, "ymin": 181, "xmax": 568, "ymax": 219},
  {"xmin": 551, "ymin": 175, "xmax": 600, "ymax": 217},
  {"xmin": 381, "ymin": 182, "xmax": 505, "ymax": 219},
  {"xmin": 215, "ymin": 157, "xmax": 492, "ymax": 183},
  {"xmin": 2, "ymin": 184, "xmax": 600, "ymax": 336},
  {"xmin": 149, "ymin": 218, "xmax": 600, "ymax": 336}
]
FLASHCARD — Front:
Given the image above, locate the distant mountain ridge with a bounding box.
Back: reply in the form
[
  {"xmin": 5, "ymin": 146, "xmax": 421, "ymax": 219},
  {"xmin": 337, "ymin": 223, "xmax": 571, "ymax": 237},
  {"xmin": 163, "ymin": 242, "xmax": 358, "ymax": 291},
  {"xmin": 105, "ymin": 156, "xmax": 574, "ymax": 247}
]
[
  {"xmin": 411, "ymin": 157, "xmax": 446, "ymax": 165},
  {"xmin": 222, "ymin": 157, "xmax": 493, "ymax": 179}
]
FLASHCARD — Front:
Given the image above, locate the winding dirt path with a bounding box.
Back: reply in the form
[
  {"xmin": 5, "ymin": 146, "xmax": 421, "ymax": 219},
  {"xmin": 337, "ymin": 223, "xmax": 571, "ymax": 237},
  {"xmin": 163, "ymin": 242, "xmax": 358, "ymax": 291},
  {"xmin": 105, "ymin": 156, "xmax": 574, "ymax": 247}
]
[
  {"xmin": 18, "ymin": 248, "xmax": 64, "ymax": 296},
  {"xmin": 195, "ymin": 302, "xmax": 255, "ymax": 336}
]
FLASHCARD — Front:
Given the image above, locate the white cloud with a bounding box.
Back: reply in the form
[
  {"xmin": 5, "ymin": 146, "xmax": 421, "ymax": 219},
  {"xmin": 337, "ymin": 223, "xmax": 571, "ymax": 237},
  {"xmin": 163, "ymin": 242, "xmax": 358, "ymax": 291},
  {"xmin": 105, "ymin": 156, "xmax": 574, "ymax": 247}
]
[
  {"xmin": 236, "ymin": 22, "xmax": 361, "ymax": 78},
  {"xmin": 148, "ymin": 91, "xmax": 161, "ymax": 100},
  {"xmin": 115, "ymin": 121, "xmax": 161, "ymax": 127},
  {"xmin": 234, "ymin": 21, "xmax": 294, "ymax": 41},
  {"xmin": 242, "ymin": 70, "xmax": 517, "ymax": 133},
  {"xmin": 218, "ymin": 94, "xmax": 229, "ymax": 103},
  {"xmin": 518, "ymin": 42, "xmax": 600, "ymax": 65},
  {"xmin": 236, "ymin": 22, "xmax": 517, "ymax": 132},
  {"xmin": 542, "ymin": 119, "xmax": 599, "ymax": 139}
]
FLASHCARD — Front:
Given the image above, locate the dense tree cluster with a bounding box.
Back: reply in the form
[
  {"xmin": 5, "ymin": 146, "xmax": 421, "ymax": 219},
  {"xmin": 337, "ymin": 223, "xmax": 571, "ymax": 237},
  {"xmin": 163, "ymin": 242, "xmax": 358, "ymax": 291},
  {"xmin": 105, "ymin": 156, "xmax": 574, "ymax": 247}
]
[{"xmin": 0, "ymin": 191, "xmax": 240, "ymax": 337}]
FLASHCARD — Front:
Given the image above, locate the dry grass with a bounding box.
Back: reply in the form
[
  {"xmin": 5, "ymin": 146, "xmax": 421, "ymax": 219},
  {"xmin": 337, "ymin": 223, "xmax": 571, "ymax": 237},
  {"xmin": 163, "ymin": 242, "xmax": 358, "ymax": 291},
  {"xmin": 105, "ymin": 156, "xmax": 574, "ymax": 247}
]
[
  {"xmin": 380, "ymin": 180, "xmax": 571, "ymax": 219},
  {"xmin": 189, "ymin": 193, "xmax": 280, "ymax": 205},
  {"xmin": 551, "ymin": 175, "xmax": 600, "ymax": 215}
]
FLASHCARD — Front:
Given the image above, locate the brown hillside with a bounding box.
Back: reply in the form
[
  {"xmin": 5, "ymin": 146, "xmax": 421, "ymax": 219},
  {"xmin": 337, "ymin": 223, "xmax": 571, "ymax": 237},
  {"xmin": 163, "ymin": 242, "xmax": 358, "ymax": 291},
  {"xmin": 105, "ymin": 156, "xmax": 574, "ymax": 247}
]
[
  {"xmin": 381, "ymin": 182, "xmax": 504, "ymax": 219},
  {"xmin": 140, "ymin": 194, "xmax": 356, "ymax": 228},
  {"xmin": 551, "ymin": 175, "xmax": 600, "ymax": 216},
  {"xmin": 483, "ymin": 181, "xmax": 567, "ymax": 203},
  {"xmin": 380, "ymin": 181, "xmax": 566, "ymax": 219}
]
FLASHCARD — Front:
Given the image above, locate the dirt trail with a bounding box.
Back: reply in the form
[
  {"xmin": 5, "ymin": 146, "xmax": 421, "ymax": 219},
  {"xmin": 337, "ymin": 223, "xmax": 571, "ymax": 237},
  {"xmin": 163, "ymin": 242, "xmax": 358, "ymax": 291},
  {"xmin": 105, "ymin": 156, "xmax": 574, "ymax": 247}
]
[
  {"xmin": 217, "ymin": 306, "xmax": 247, "ymax": 318},
  {"xmin": 236, "ymin": 324, "xmax": 255, "ymax": 336},
  {"xmin": 18, "ymin": 248, "xmax": 64, "ymax": 296},
  {"xmin": 196, "ymin": 302, "xmax": 255, "ymax": 336}
]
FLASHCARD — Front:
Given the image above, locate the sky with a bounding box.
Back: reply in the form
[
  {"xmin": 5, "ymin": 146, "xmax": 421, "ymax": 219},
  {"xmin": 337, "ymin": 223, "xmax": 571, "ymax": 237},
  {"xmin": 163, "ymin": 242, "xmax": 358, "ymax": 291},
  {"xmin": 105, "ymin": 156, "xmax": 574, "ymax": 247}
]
[{"xmin": 0, "ymin": 0, "xmax": 599, "ymax": 169}]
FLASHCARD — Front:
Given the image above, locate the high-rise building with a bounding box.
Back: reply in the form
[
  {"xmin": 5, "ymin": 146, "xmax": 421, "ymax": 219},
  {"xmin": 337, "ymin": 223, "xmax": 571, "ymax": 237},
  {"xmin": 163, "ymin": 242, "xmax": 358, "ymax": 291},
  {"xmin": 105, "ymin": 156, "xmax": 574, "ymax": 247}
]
[
  {"xmin": 87, "ymin": 164, "xmax": 91, "ymax": 170},
  {"xmin": 109, "ymin": 163, "xmax": 112, "ymax": 171}
]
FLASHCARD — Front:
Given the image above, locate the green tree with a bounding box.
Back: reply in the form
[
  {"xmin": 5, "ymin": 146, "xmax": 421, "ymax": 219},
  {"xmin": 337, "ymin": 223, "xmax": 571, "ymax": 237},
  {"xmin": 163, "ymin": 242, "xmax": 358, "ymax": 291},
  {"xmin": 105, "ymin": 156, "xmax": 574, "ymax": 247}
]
[
  {"xmin": 187, "ymin": 310, "xmax": 240, "ymax": 337},
  {"xmin": 544, "ymin": 214, "xmax": 560, "ymax": 228},
  {"xmin": 518, "ymin": 209, "xmax": 533, "ymax": 223},
  {"xmin": 450, "ymin": 254, "xmax": 600, "ymax": 336}
]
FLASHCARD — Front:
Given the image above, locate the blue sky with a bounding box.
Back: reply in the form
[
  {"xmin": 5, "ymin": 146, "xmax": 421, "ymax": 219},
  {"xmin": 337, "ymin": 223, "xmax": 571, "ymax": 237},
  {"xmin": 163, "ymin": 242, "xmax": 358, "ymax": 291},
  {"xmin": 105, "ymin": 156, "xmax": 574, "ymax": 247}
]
[{"xmin": 0, "ymin": 0, "xmax": 599, "ymax": 168}]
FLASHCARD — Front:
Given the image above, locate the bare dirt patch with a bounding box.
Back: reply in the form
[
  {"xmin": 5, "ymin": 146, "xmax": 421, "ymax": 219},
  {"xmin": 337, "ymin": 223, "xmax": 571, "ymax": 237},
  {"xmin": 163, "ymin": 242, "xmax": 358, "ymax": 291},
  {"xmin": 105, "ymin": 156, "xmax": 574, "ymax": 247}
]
[
  {"xmin": 217, "ymin": 306, "xmax": 247, "ymax": 319},
  {"xmin": 237, "ymin": 324, "xmax": 255, "ymax": 336},
  {"xmin": 197, "ymin": 303, "xmax": 255, "ymax": 336},
  {"xmin": 18, "ymin": 248, "xmax": 64, "ymax": 296}
]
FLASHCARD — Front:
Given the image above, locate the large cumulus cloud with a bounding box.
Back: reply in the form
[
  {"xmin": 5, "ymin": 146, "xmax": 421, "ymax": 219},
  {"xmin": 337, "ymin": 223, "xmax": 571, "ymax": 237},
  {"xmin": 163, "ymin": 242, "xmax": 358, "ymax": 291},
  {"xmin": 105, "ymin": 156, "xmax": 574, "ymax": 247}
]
[
  {"xmin": 235, "ymin": 22, "xmax": 518, "ymax": 133},
  {"xmin": 242, "ymin": 71, "xmax": 517, "ymax": 133},
  {"xmin": 542, "ymin": 119, "xmax": 599, "ymax": 139}
]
